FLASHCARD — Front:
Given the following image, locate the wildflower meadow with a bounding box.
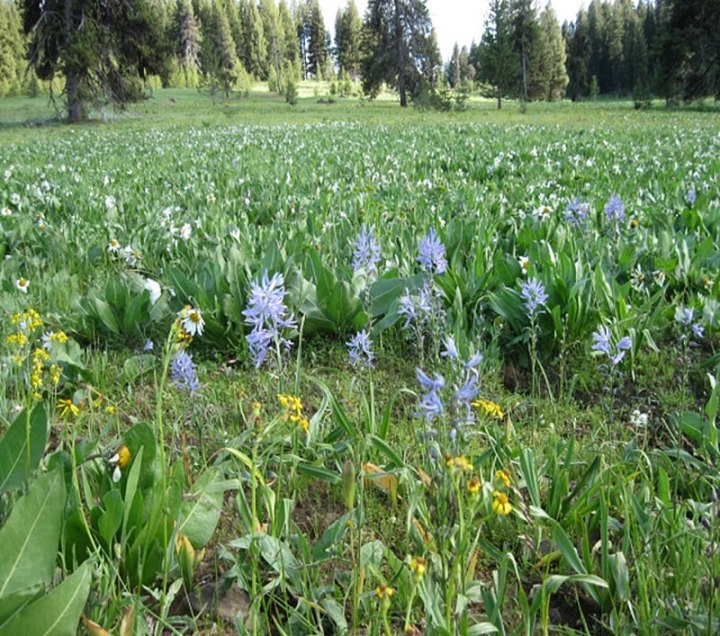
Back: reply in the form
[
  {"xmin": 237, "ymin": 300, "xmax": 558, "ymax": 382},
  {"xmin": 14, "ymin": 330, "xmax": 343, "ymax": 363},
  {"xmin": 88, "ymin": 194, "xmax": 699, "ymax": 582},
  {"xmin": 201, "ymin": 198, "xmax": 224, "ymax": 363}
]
[{"xmin": 0, "ymin": 97, "xmax": 718, "ymax": 635}]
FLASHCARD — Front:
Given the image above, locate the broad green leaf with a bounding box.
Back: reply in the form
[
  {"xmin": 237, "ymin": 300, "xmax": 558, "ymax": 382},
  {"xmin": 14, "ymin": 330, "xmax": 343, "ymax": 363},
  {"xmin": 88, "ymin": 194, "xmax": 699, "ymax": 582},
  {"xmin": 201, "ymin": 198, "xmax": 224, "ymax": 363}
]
[
  {"xmin": 551, "ymin": 523, "xmax": 587, "ymax": 576},
  {"xmin": 178, "ymin": 468, "xmax": 225, "ymax": 548},
  {"xmin": 0, "ymin": 561, "xmax": 92, "ymax": 636},
  {"xmin": 122, "ymin": 354, "xmax": 157, "ymax": 381},
  {"xmin": 0, "ymin": 469, "xmax": 64, "ymax": 598},
  {"xmin": 0, "ymin": 404, "xmax": 48, "ymax": 495}
]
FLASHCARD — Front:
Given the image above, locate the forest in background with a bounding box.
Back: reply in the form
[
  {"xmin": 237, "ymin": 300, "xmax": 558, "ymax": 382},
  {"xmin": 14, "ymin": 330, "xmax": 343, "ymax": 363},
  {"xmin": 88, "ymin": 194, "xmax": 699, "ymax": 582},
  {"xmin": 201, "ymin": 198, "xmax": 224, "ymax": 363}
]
[{"xmin": 0, "ymin": 0, "xmax": 718, "ymax": 118}]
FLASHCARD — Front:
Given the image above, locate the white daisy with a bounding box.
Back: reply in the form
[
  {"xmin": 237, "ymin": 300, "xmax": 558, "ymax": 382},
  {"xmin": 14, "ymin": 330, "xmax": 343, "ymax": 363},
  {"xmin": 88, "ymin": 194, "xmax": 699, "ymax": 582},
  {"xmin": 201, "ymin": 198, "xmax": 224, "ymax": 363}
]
[
  {"xmin": 107, "ymin": 239, "xmax": 121, "ymax": 253},
  {"xmin": 144, "ymin": 278, "xmax": 161, "ymax": 305},
  {"xmin": 180, "ymin": 223, "xmax": 192, "ymax": 241},
  {"xmin": 518, "ymin": 256, "xmax": 530, "ymax": 274},
  {"xmin": 1, "ymin": 207, "xmax": 11, "ymax": 217},
  {"xmin": 179, "ymin": 306, "xmax": 204, "ymax": 337},
  {"xmin": 15, "ymin": 278, "xmax": 29, "ymax": 293}
]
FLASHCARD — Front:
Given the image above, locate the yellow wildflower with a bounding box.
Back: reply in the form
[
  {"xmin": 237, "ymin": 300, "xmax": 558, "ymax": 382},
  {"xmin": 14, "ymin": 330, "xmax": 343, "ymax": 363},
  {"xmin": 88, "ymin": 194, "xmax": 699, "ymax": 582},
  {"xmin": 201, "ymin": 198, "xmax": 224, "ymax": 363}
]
[
  {"xmin": 492, "ymin": 491, "xmax": 513, "ymax": 516},
  {"xmin": 495, "ymin": 469, "xmax": 512, "ymax": 488},
  {"xmin": 472, "ymin": 398, "xmax": 504, "ymax": 420},
  {"xmin": 58, "ymin": 398, "xmax": 80, "ymax": 418},
  {"xmin": 375, "ymin": 585, "xmax": 394, "ymax": 600},
  {"xmin": 467, "ymin": 476, "xmax": 481, "ymax": 494},
  {"xmin": 50, "ymin": 364, "xmax": 62, "ymax": 385},
  {"xmin": 408, "ymin": 556, "xmax": 426, "ymax": 582},
  {"xmin": 105, "ymin": 405, "xmax": 117, "ymax": 414},
  {"xmin": 5, "ymin": 332, "xmax": 27, "ymax": 347},
  {"xmin": 278, "ymin": 394, "xmax": 308, "ymax": 432},
  {"xmin": 110, "ymin": 445, "xmax": 132, "ymax": 482}
]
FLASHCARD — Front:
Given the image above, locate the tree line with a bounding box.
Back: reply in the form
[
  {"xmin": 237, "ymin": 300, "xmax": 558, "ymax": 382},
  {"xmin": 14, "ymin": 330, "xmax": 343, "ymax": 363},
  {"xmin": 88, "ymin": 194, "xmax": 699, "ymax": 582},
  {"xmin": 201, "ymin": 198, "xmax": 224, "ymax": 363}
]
[{"xmin": 0, "ymin": 0, "xmax": 717, "ymax": 120}]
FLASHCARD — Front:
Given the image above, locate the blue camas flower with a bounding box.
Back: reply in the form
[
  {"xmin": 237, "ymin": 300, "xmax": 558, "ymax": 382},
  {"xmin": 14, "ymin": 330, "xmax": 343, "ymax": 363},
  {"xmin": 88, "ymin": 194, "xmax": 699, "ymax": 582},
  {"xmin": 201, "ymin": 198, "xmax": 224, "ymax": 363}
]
[
  {"xmin": 417, "ymin": 228, "xmax": 447, "ymax": 274},
  {"xmin": 171, "ymin": 350, "xmax": 200, "ymax": 394},
  {"xmin": 591, "ymin": 325, "xmax": 632, "ymax": 366},
  {"xmin": 565, "ymin": 197, "xmax": 589, "ymax": 227},
  {"xmin": 243, "ymin": 271, "xmax": 297, "ymax": 368},
  {"xmin": 604, "ymin": 195, "xmax": 625, "ymax": 222},
  {"xmin": 675, "ymin": 306, "xmax": 704, "ymax": 340},
  {"xmin": 352, "ymin": 225, "xmax": 381, "ymax": 276},
  {"xmin": 521, "ymin": 278, "xmax": 549, "ymax": 316},
  {"xmin": 346, "ymin": 330, "xmax": 374, "ymax": 368}
]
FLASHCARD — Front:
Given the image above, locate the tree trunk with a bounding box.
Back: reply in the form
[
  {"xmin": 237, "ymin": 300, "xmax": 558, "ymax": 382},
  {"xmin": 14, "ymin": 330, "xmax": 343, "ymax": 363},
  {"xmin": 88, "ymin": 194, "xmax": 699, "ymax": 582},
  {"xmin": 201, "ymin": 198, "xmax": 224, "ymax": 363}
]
[
  {"xmin": 394, "ymin": 0, "xmax": 407, "ymax": 107},
  {"xmin": 64, "ymin": 0, "xmax": 83, "ymax": 122}
]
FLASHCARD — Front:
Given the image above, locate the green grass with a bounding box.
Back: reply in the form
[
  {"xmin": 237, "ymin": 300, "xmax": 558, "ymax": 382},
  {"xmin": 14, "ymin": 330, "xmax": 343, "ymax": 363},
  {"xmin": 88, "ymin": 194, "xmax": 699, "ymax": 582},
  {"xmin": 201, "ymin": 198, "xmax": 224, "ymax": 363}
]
[{"xmin": 0, "ymin": 89, "xmax": 718, "ymax": 634}]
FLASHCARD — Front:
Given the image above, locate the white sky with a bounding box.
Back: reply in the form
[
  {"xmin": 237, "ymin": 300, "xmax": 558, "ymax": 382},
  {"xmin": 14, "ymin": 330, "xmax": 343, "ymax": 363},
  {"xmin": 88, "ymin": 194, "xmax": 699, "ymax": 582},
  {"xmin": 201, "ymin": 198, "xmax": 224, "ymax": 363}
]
[{"xmin": 319, "ymin": 0, "xmax": 585, "ymax": 59}]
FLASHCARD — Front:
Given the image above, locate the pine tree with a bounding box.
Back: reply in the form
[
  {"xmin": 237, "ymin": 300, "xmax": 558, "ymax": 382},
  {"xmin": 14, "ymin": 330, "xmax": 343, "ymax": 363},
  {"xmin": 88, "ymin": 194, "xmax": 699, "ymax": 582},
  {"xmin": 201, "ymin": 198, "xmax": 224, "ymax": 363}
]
[
  {"xmin": 566, "ymin": 9, "xmax": 591, "ymax": 100},
  {"xmin": 242, "ymin": 0, "xmax": 267, "ymax": 79},
  {"xmin": 202, "ymin": 0, "xmax": 241, "ymax": 94},
  {"xmin": 305, "ymin": 0, "xmax": 326, "ymax": 79},
  {"xmin": 360, "ymin": 0, "xmax": 436, "ymax": 107},
  {"xmin": 175, "ymin": 0, "xmax": 202, "ymax": 87},
  {"xmin": 477, "ymin": 0, "xmax": 518, "ymax": 108},
  {"xmin": 511, "ymin": 0, "xmax": 540, "ymax": 102},
  {"xmin": 447, "ymin": 42, "xmax": 460, "ymax": 87},
  {"xmin": 335, "ymin": 0, "xmax": 362, "ymax": 78},
  {"xmin": 0, "ymin": 3, "xmax": 17, "ymax": 97},
  {"xmin": 278, "ymin": 0, "xmax": 300, "ymax": 80},
  {"xmin": 459, "ymin": 45, "xmax": 475, "ymax": 83},
  {"xmin": 22, "ymin": 0, "xmax": 171, "ymax": 121},
  {"xmin": 533, "ymin": 3, "xmax": 568, "ymax": 100}
]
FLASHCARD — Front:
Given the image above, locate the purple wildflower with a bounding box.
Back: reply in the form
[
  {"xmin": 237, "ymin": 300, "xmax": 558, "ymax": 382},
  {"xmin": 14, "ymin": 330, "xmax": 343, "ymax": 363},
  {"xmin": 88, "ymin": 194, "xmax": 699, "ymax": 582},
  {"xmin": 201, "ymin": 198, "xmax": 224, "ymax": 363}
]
[
  {"xmin": 143, "ymin": 339, "xmax": 154, "ymax": 351},
  {"xmin": 417, "ymin": 228, "xmax": 447, "ymax": 274},
  {"xmin": 346, "ymin": 330, "xmax": 374, "ymax": 368},
  {"xmin": 243, "ymin": 271, "xmax": 297, "ymax": 368},
  {"xmin": 171, "ymin": 350, "xmax": 199, "ymax": 394},
  {"xmin": 686, "ymin": 188, "xmax": 696, "ymax": 206},
  {"xmin": 351, "ymin": 225, "xmax": 381, "ymax": 276},
  {"xmin": 676, "ymin": 306, "xmax": 703, "ymax": 340},
  {"xmin": 604, "ymin": 195, "xmax": 625, "ymax": 223},
  {"xmin": 521, "ymin": 278, "xmax": 549, "ymax": 316},
  {"xmin": 565, "ymin": 198, "xmax": 589, "ymax": 227},
  {"xmin": 591, "ymin": 325, "xmax": 631, "ymax": 367}
]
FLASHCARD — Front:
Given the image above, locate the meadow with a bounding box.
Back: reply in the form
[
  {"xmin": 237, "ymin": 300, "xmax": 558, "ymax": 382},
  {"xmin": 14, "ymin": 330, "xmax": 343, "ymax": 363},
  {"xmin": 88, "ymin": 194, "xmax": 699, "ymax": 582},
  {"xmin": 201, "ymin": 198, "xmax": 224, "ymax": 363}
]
[{"xmin": 0, "ymin": 89, "xmax": 718, "ymax": 635}]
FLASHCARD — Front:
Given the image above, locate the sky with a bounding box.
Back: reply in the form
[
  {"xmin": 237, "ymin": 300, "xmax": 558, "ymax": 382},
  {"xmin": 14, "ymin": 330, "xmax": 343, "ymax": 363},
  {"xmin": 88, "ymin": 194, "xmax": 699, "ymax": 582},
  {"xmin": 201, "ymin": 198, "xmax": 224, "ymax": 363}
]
[{"xmin": 318, "ymin": 0, "xmax": 585, "ymax": 60}]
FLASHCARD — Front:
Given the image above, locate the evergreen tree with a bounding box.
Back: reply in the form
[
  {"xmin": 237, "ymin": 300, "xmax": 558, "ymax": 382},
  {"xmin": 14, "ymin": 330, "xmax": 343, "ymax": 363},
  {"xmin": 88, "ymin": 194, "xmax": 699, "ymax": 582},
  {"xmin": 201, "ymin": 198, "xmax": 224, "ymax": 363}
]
[
  {"xmin": 511, "ymin": 0, "xmax": 540, "ymax": 102},
  {"xmin": 305, "ymin": 0, "xmax": 326, "ymax": 79},
  {"xmin": 22, "ymin": 0, "xmax": 170, "ymax": 121},
  {"xmin": 566, "ymin": 9, "xmax": 591, "ymax": 100},
  {"xmin": 241, "ymin": 0, "xmax": 267, "ymax": 78},
  {"xmin": 477, "ymin": 0, "xmax": 518, "ymax": 108},
  {"xmin": 260, "ymin": 0, "xmax": 282, "ymax": 89},
  {"xmin": 532, "ymin": 3, "xmax": 568, "ymax": 100},
  {"xmin": 278, "ymin": 0, "xmax": 300, "ymax": 80},
  {"xmin": 360, "ymin": 0, "xmax": 436, "ymax": 107},
  {"xmin": 202, "ymin": 0, "xmax": 241, "ymax": 94},
  {"xmin": 660, "ymin": 0, "xmax": 720, "ymax": 100},
  {"xmin": 447, "ymin": 42, "xmax": 460, "ymax": 87},
  {"xmin": 0, "ymin": 2, "xmax": 21, "ymax": 96},
  {"xmin": 459, "ymin": 45, "xmax": 475, "ymax": 83},
  {"xmin": 335, "ymin": 0, "xmax": 362, "ymax": 78},
  {"xmin": 175, "ymin": 0, "xmax": 202, "ymax": 87}
]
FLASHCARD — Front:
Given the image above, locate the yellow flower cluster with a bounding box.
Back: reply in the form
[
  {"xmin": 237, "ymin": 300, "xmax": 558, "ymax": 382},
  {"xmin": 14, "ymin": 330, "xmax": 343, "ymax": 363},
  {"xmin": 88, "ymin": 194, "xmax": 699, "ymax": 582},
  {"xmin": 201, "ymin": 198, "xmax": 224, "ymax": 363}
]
[
  {"xmin": 277, "ymin": 393, "xmax": 309, "ymax": 432},
  {"xmin": 11, "ymin": 308, "xmax": 42, "ymax": 332},
  {"xmin": 492, "ymin": 468, "xmax": 513, "ymax": 516},
  {"xmin": 445, "ymin": 454, "xmax": 473, "ymax": 472},
  {"xmin": 31, "ymin": 348, "xmax": 50, "ymax": 389},
  {"xmin": 471, "ymin": 398, "xmax": 504, "ymax": 420},
  {"xmin": 408, "ymin": 556, "xmax": 427, "ymax": 582}
]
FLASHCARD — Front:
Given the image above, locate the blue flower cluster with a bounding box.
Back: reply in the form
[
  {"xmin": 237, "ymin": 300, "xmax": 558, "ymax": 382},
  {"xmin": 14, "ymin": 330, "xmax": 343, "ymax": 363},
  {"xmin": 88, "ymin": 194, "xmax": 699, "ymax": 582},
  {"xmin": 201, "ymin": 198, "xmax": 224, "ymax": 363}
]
[
  {"xmin": 565, "ymin": 197, "xmax": 590, "ymax": 227},
  {"xmin": 591, "ymin": 325, "xmax": 632, "ymax": 367},
  {"xmin": 676, "ymin": 307, "xmax": 704, "ymax": 340},
  {"xmin": 346, "ymin": 329, "xmax": 374, "ymax": 368},
  {"xmin": 521, "ymin": 278, "xmax": 549, "ymax": 317},
  {"xmin": 243, "ymin": 271, "xmax": 297, "ymax": 368},
  {"xmin": 171, "ymin": 350, "xmax": 200, "ymax": 394},
  {"xmin": 417, "ymin": 228, "xmax": 447, "ymax": 274},
  {"xmin": 351, "ymin": 225, "xmax": 381, "ymax": 277},
  {"xmin": 604, "ymin": 195, "xmax": 625, "ymax": 223}
]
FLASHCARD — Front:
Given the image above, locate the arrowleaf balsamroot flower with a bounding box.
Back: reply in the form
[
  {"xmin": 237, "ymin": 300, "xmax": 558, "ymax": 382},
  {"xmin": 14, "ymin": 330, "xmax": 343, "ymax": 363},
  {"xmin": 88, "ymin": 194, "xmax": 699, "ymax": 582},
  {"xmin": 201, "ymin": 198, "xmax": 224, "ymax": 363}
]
[
  {"xmin": 243, "ymin": 271, "xmax": 297, "ymax": 368},
  {"xmin": 417, "ymin": 228, "xmax": 447, "ymax": 274}
]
